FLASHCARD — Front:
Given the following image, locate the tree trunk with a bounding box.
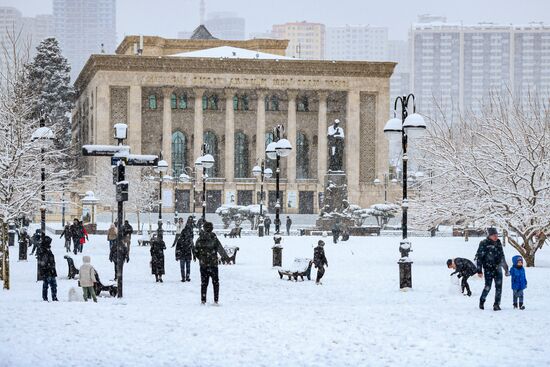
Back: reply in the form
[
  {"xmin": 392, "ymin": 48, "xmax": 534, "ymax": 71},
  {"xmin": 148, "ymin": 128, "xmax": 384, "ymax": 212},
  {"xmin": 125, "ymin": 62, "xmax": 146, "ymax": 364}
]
[
  {"xmin": 523, "ymin": 253, "xmax": 535, "ymax": 267},
  {"xmin": 2, "ymin": 221, "xmax": 9, "ymax": 289},
  {"xmin": 507, "ymin": 234, "xmax": 537, "ymax": 267}
]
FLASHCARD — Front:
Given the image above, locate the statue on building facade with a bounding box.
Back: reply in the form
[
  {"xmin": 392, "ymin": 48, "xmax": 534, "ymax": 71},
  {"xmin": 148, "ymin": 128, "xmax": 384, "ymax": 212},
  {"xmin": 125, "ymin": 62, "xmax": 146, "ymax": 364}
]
[{"xmin": 327, "ymin": 119, "xmax": 345, "ymax": 172}]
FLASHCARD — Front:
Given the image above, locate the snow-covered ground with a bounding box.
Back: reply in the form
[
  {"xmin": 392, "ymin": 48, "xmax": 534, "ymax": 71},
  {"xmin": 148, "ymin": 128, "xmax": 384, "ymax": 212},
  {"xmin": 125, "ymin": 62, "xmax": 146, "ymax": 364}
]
[{"xmin": 1, "ymin": 230, "xmax": 550, "ymax": 367}]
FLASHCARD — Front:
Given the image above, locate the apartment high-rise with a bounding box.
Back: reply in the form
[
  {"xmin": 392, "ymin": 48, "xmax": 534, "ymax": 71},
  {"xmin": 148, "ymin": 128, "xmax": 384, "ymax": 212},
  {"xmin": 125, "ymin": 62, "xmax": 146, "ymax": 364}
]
[
  {"xmin": 325, "ymin": 25, "xmax": 388, "ymax": 61},
  {"xmin": 205, "ymin": 12, "xmax": 245, "ymax": 40},
  {"xmin": 272, "ymin": 21, "xmax": 325, "ymax": 59},
  {"xmin": 410, "ymin": 17, "xmax": 550, "ymax": 119},
  {"xmin": 53, "ymin": 0, "xmax": 116, "ymax": 80}
]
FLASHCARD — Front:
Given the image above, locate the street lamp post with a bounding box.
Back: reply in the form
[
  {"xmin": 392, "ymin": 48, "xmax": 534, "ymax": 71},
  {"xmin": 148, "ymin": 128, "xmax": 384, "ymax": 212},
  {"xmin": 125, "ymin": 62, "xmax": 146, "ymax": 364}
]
[
  {"xmin": 196, "ymin": 144, "xmax": 215, "ymax": 222},
  {"xmin": 31, "ymin": 116, "xmax": 55, "ymax": 282},
  {"xmin": 384, "ymin": 93, "xmax": 426, "ymax": 290},
  {"xmin": 155, "ymin": 154, "xmax": 169, "ymax": 239},
  {"xmin": 252, "ymin": 161, "xmax": 273, "ymax": 237},
  {"xmin": 373, "ymin": 174, "xmax": 390, "ymax": 203},
  {"xmin": 265, "ymin": 125, "xmax": 292, "ymax": 234}
]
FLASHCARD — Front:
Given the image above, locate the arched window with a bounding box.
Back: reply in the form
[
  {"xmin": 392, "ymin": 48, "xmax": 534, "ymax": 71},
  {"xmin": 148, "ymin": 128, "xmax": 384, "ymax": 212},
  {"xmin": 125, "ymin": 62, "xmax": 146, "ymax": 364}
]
[
  {"xmin": 233, "ymin": 95, "xmax": 239, "ymax": 111},
  {"xmin": 172, "ymin": 131, "xmax": 186, "ymax": 176},
  {"xmin": 234, "ymin": 132, "xmax": 249, "ymax": 178},
  {"xmin": 148, "ymin": 95, "xmax": 157, "ymax": 109},
  {"xmin": 271, "ymin": 95, "xmax": 279, "ymax": 111},
  {"xmin": 297, "ymin": 96, "xmax": 309, "ymax": 112},
  {"xmin": 202, "ymin": 95, "xmax": 208, "ymax": 110},
  {"xmin": 179, "ymin": 94, "xmax": 188, "ymax": 109},
  {"xmin": 209, "ymin": 95, "xmax": 219, "ymax": 110},
  {"xmin": 264, "ymin": 132, "xmax": 276, "ymax": 171},
  {"xmin": 170, "ymin": 93, "xmax": 177, "ymax": 109},
  {"xmin": 296, "ymin": 132, "xmax": 310, "ymax": 179},
  {"xmin": 203, "ymin": 131, "xmax": 218, "ymax": 177},
  {"xmin": 241, "ymin": 95, "xmax": 249, "ymax": 111}
]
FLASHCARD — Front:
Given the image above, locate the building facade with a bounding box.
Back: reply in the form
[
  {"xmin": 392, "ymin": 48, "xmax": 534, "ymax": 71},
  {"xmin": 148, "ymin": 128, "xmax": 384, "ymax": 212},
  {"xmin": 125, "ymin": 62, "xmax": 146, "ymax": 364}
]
[
  {"xmin": 0, "ymin": 7, "xmax": 53, "ymax": 55},
  {"xmin": 73, "ymin": 33, "xmax": 394, "ymax": 215},
  {"xmin": 325, "ymin": 25, "xmax": 388, "ymax": 61},
  {"xmin": 272, "ymin": 21, "xmax": 325, "ymax": 60},
  {"xmin": 410, "ymin": 19, "xmax": 550, "ymax": 119},
  {"xmin": 53, "ymin": 0, "xmax": 117, "ymax": 80}
]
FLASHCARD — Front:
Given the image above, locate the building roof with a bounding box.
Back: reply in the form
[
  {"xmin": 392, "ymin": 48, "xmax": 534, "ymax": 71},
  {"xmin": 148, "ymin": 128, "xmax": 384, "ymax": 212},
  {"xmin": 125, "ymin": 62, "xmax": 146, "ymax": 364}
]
[
  {"xmin": 172, "ymin": 46, "xmax": 294, "ymax": 60},
  {"xmin": 190, "ymin": 24, "xmax": 217, "ymax": 40}
]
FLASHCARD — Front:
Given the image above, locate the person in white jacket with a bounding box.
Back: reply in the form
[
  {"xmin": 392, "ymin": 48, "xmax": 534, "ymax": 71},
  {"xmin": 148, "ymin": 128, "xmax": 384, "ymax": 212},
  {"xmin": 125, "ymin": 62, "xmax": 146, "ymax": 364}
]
[{"xmin": 79, "ymin": 256, "xmax": 97, "ymax": 302}]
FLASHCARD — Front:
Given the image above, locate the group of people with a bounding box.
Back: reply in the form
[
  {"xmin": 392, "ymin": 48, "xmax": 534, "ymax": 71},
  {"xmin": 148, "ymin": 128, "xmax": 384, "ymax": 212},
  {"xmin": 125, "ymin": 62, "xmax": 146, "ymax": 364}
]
[
  {"xmin": 59, "ymin": 219, "xmax": 88, "ymax": 254},
  {"xmin": 261, "ymin": 216, "xmax": 293, "ymax": 235},
  {"xmin": 447, "ymin": 227, "xmax": 528, "ymax": 311}
]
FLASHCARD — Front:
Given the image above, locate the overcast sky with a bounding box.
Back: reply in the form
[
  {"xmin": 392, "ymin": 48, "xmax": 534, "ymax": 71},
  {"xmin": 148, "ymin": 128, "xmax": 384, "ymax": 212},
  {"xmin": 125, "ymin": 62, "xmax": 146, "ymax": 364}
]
[{"xmin": 3, "ymin": 0, "xmax": 550, "ymax": 41}]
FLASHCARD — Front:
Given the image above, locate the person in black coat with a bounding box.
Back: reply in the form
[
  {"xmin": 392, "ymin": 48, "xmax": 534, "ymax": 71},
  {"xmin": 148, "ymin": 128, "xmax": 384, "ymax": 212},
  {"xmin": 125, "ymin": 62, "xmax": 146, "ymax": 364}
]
[
  {"xmin": 109, "ymin": 238, "xmax": 129, "ymax": 281},
  {"xmin": 313, "ymin": 240, "xmax": 328, "ymax": 284},
  {"xmin": 331, "ymin": 222, "xmax": 341, "ymax": 244},
  {"xmin": 475, "ymin": 228, "xmax": 509, "ymax": 311},
  {"xmin": 70, "ymin": 218, "xmax": 84, "ymax": 254},
  {"xmin": 38, "ymin": 236, "xmax": 58, "ymax": 301},
  {"xmin": 193, "ymin": 221, "xmax": 229, "ymax": 304},
  {"xmin": 447, "ymin": 257, "xmax": 477, "ymax": 296},
  {"xmin": 18, "ymin": 227, "xmax": 30, "ymax": 261},
  {"xmin": 29, "ymin": 229, "xmax": 41, "ymax": 255},
  {"xmin": 60, "ymin": 224, "xmax": 72, "ymax": 252},
  {"xmin": 173, "ymin": 216, "xmax": 195, "ymax": 282},
  {"xmin": 286, "ymin": 216, "xmax": 292, "ymax": 236},
  {"xmin": 264, "ymin": 216, "xmax": 272, "ymax": 235},
  {"xmin": 150, "ymin": 234, "xmax": 166, "ymax": 282}
]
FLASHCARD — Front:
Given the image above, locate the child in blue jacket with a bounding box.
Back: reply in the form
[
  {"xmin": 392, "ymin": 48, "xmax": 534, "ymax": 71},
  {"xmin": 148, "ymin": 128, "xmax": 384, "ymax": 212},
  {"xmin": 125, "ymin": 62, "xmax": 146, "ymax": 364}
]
[{"xmin": 510, "ymin": 255, "xmax": 527, "ymax": 310}]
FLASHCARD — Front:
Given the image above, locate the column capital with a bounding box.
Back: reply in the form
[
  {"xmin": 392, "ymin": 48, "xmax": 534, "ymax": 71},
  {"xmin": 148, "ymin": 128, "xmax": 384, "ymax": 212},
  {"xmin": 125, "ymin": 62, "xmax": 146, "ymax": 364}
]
[
  {"xmin": 194, "ymin": 88, "xmax": 206, "ymax": 98},
  {"xmin": 224, "ymin": 89, "xmax": 236, "ymax": 98},
  {"xmin": 161, "ymin": 86, "xmax": 174, "ymax": 97},
  {"xmin": 317, "ymin": 91, "xmax": 329, "ymax": 100},
  {"xmin": 287, "ymin": 90, "xmax": 299, "ymax": 100}
]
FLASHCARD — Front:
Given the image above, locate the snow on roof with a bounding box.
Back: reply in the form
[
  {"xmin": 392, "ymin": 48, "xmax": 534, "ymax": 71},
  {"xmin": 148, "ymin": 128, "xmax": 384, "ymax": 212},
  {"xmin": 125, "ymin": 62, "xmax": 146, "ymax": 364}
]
[{"xmin": 170, "ymin": 46, "xmax": 294, "ymax": 60}]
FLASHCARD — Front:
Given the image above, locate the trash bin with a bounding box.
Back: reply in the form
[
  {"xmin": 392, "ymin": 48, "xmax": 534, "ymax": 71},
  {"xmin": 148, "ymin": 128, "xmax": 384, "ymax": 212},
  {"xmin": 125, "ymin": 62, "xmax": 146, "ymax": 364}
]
[
  {"xmin": 258, "ymin": 223, "xmax": 264, "ymax": 237},
  {"xmin": 8, "ymin": 222, "xmax": 16, "ymax": 247},
  {"xmin": 272, "ymin": 235, "xmax": 283, "ymax": 267}
]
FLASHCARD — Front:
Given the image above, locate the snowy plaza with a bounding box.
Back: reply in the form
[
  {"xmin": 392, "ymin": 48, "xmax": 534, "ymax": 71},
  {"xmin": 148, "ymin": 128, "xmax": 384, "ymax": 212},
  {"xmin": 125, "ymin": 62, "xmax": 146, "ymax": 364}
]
[{"xmin": 1, "ymin": 229, "xmax": 550, "ymax": 367}]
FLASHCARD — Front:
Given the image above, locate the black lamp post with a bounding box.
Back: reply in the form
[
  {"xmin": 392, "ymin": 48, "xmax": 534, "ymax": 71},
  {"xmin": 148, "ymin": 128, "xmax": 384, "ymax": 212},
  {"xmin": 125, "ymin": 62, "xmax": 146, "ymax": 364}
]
[
  {"xmin": 196, "ymin": 144, "xmax": 215, "ymax": 222},
  {"xmin": 384, "ymin": 94, "xmax": 426, "ymax": 289},
  {"xmin": 252, "ymin": 160, "xmax": 273, "ymax": 237},
  {"xmin": 155, "ymin": 153, "xmax": 168, "ymax": 239},
  {"xmin": 265, "ymin": 125, "xmax": 292, "ymax": 234},
  {"xmin": 31, "ymin": 116, "xmax": 54, "ymax": 281}
]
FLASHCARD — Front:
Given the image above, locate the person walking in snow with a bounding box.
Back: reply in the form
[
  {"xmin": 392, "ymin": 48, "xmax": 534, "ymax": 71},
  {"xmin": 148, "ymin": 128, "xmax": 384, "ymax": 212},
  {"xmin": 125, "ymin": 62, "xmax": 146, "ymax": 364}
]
[
  {"xmin": 18, "ymin": 227, "xmax": 30, "ymax": 261},
  {"xmin": 331, "ymin": 221, "xmax": 341, "ymax": 244},
  {"xmin": 122, "ymin": 220, "xmax": 133, "ymax": 257},
  {"xmin": 447, "ymin": 257, "xmax": 477, "ymax": 296},
  {"xmin": 475, "ymin": 228, "xmax": 509, "ymax": 311},
  {"xmin": 286, "ymin": 216, "xmax": 292, "ymax": 236},
  {"xmin": 173, "ymin": 216, "xmax": 195, "ymax": 282},
  {"xmin": 510, "ymin": 255, "xmax": 527, "ymax": 310},
  {"xmin": 107, "ymin": 223, "xmax": 117, "ymax": 251},
  {"xmin": 150, "ymin": 233, "xmax": 166, "ymax": 283},
  {"xmin": 70, "ymin": 218, "xmax": 84, "ymax": 254},
  {"xmin": 193, "ymin": 221, "xmax": 229, "ymax": 305},
  {"xmin": 29, "ymin": 229, "xmax": 41, "ymax": 256},
  {"xmin": 60, "ymin": 223, "xmax": 72, "ymax": 252},
  {"xmin": 79, "ymin": 256, "xmax": 97, "ymax": 302},
  {"xmin": 264, "ymin": 216, "xmax": 272, "ymax": 235},
  {"xmin": 38, "ymin": 236, "xmax": 58, "ymax": 301},
  {"xmin": 313, "ymin": 240, "xmax": 328, "ymax": 285}
]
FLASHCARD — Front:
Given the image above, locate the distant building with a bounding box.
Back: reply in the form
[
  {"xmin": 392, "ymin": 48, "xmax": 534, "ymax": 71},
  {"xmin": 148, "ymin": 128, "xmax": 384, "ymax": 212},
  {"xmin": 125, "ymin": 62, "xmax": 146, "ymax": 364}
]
[
  {"xmin": 0, "ymin": 7, "xmax": 53, "ymax": 59},
  {"xmin": 53, "ymin": 0, "xmax": 117, "ymax": 80},
  {"xmin": 205, "ymin": 12, "xmax": 245, "ymax": 40},
  {"xmin": 387, "ymin": 40, "xmax": 410, "ymax": 111},
  {"xmin": 410, "ymin": 17, "xmax": 550, "ymax": 118},
  {"xmin": 272, "ymin": 21, "xmax": 325, "ymax": 60},
  {"xmin": 325, "ymin": 25, "xmax": 388, "ymax": 61}
]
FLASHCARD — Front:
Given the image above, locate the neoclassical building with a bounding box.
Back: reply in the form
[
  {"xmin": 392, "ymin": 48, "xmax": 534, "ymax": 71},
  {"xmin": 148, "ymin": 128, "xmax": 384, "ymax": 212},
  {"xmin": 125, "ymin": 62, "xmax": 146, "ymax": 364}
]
[{"xmin": 73, "ymin": 27, "xmax": 395, "ymax": 214}]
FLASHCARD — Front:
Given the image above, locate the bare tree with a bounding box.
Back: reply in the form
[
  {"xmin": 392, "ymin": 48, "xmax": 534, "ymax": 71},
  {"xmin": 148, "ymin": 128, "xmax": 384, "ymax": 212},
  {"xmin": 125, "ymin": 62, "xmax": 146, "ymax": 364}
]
[{"xmin": 411, "ymin": 91, "xmax": 550, "ymax": 266}]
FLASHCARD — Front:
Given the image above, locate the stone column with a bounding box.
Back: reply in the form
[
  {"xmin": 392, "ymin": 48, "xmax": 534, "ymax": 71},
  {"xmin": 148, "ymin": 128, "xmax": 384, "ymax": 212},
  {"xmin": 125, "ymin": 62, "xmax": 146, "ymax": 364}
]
[
  {"xmin": 128, "ymin": 85, "xmax": 142, "ymax": 154},
  {"xmin": 224, "ymin": 89, "xmax": 235, "ymax": 182},
  {"xmin": 162, "ymin": 87, "xmax": 174, "ymax": 170},
  {"xmin": 256, "ymin": 90, "xmax": 266, "ymax": 162},
  {"xmin": 346, "ymin": 90, "xmax": 361, "ymax": 203},
  {"xmin": 286, "ymin": 90, "xmax": 298, "ymax": 183},
  {"xmin": 193, "ymin": 89, "xmax": 205, "ymax": 165},
  {"xmin": 317, "ymin": 91, "xmax": 328, "ymax": 181}
]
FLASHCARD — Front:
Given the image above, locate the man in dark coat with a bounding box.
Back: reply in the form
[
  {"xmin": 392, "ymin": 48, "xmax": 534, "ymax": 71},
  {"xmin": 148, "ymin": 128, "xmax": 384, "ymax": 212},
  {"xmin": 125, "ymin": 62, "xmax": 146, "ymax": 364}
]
[
  {"xmin": 331, "ymin": 222, "xmax": 341, "ymax": 244},
  {"xmin": 70, "ymin": 218, "xmax": 84, "ymax": 254},
  {"xmin": 285, "ymin": 216, "xmax": 292, "ymax": 236},
  {"xmin": 447, "ymin": 257, "xmax": 477, "ymax": 296},
  {"xmin": 264, "ymin": 216, "xmax": 272, "ymax": 235},
  {"xmin": 38, "ymin": 236, "xmax": 58, "ymax": 301},
  {"xmin": 18, "ymin": 227, "xmax": 30, "ymax": 261},
  {"xmin": 122, "ymin": 220, "xmax": 133, "ymax": 257},
  {"xmin": 173, "ymin": 216, "xmax": 195, "ymax": 282},
  {"xmin": 29, "ymin": 229, "xmax": 41, "ymax": 255},
  {"xmin": 109, "ymin": 238, "xmax": 128, "ymax": 281},
  {"xmin": 60, "ymin": 223, "xmax": 72, "ymax": 252},
  {"xmin": 313, "ymin": 240, "xmax": 328, "ymax": 285},
  {"xmin": 193, "ymin": 221, "xmax": 229, "ymax": 304},
  {"xmin": 150, "ymin": 234, "xmax": 166, "ymax": 282},
  {"xmin": 475, "ymin": 228, "xmax": 509, "ymax": 311}
]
